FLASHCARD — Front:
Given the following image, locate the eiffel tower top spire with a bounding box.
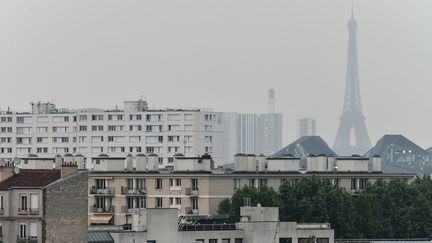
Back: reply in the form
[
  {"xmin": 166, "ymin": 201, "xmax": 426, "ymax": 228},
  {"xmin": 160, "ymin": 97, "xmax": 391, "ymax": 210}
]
[{"xmin": 333, "ymin": 8, "xmax": 371, "ymax": 156}]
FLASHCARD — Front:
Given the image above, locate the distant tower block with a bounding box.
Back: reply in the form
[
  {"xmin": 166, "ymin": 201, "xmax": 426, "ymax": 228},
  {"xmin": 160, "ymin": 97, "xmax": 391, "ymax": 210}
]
[
  {"xmin": 297, "ymin": 118, "xmax": 316, "ymax": 138},
  {"xmin": 333, "ymin": 10, "xmax": 371, "ymax": 156}
]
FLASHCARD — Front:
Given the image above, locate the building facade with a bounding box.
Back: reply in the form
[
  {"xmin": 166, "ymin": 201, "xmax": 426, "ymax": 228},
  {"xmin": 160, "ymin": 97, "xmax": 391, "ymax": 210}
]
[
  {"xmin": 86, "ymin": 153, "xmax": 416, "ymax": 232},
  {"xmin": 91, "ymin": 206, "xmax": 334, "ymax": 243},
  {"xmin": 0, "ymin": 100, "xmax": 223, "ymax": 166},
  {"xmin": 0, "ymin": 162, "xmax": 87, "ymax": 243},
  {"xmin": 297, "ymin": 118, "xmax": 316, "ymax": 138}
]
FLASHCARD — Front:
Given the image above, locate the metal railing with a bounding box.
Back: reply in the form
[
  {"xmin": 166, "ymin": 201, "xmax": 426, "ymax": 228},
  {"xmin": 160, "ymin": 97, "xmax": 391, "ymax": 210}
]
[
  {"xmin": 29, "ymin": 208, "xmax": 39, "ymax": 215},
  {"xmin": 121, "ymin": 187, "xmax": 147, "ymax": 195},
  {"xmin": 17, "ymin": 208, "xmax": 28, "ymax": 215},
  {"xmin": 185, "ymin": 188, "xmax": 199, "ymax": 197},
  {"xmin": 89, "ymin": 187, "xmax": 115, "ymax": 195},
  {"xmin": 89, "ymin": 206, "xmax": 115, "ymax": 213},
  {"xmin": 121, "ymin": 206, "xmax": 133, "ymax": 214},
  {"xmin": 179, "ymin": 224, "xmax": 236, "ymax": 231},
  {"xmin": 16, "ymin": 236, "xmax": 38, "ymax": 243}
]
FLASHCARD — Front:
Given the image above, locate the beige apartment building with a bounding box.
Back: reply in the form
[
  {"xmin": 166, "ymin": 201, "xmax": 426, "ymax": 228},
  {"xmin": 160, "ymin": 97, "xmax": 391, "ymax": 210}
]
[
  {"xmin": 0, "ymin": 161, "xmax": 87, "ymax": 243},
  {"xmin": 87, "ymin": 153, "xmax": 416, "ymax": 231}
]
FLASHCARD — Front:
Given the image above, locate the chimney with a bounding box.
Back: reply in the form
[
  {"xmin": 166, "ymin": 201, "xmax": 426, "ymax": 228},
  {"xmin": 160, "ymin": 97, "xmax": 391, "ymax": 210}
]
[
  {"xmin": 268, "ymin": 89, "xmax": 275, "ymax": 114},
  {"xmin": 61, "ymin": 161, "xmax": 78, "ymax": 178},
  {"xmin": 0, "ymin": 162, "xmax": 15, "ymax": 182}
]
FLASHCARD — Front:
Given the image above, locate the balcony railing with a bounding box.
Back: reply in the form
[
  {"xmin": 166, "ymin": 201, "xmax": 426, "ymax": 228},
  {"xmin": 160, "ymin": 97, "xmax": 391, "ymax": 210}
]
[
  {"xmin": 185, "ymin": 207, "xmax": 199, "ymax": 215},
  {"xmin": 17, "ymin": 208, "xmax": 28, "ymax": 215},
  {"xmin": 29, "ymin": 208, "xmax": 39, "ymax": 215},
  {"xmin": 89, "ymin": 206, "xmax": 115, "ymax": 214},
  {"xmin": 0, "ymin": 208, "xmax": 4, "ymax": 215},
  {"xmin": 121, "ymin": 187, "xmax": 147, "ymax": 195},
  {"xmin": 180, "ymin": 223, "xmax": 236, "ymax": 231},
  {"xmin": 16, "ymin": 236, "xmax": 38, "ymax": 243},
  {"xmin": 89, "ymin": 187, "xmax": 115, "ymax": 195},
  {"xmin": 121, "ymin": 206, "xmax": 133, "ymax": 214},
  {"xmin": 185, "ymin": 188, "xmax": 199, "ymax": 197}
]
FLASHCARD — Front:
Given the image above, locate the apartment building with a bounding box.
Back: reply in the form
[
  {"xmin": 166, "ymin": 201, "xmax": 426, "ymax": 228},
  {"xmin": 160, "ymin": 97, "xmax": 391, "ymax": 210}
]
[
  {"xmin": 89, "ymin": 206, "xmax": 334, "ymax": 243},
  {"xmin": 0, "ymin": 100, "xmax": 223, "ymax": 166},
  {"xmin": 86, "ymin": 153, "xmax": 416, "ymax": 233},
  {"xmin": 0, "ymin": 162, "xmax": 87, "ymax": 243}
]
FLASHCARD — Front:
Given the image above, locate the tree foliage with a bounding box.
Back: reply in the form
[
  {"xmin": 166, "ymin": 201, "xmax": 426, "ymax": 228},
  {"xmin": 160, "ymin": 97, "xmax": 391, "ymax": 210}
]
[{"xmin": 218, "ymin": 176, "xmax": 432, "ymax": 239}]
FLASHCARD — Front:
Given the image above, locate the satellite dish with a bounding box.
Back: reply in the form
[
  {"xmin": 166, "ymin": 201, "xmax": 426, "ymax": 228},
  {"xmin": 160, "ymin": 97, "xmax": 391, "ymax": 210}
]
[{"xmin": 14, "ymin": 166, "xmax": 20, "ymax": 174}]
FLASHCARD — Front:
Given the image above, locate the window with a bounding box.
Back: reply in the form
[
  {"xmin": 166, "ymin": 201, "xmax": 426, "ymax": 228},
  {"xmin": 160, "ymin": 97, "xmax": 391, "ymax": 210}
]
[
  {"xmin": 29, "ymin": 222, "xmax": 37, "ymax": 239},
  {"xmin": 36, "ymin": 116, "xmax": 49, "ymax": 123},
  {"xmin": 127, "ymin": 197, "xmax": 134, "ymax": 209},
  {"xmin": 96, "ymin": 179, "xmax": 107, "ymax": 189},
  {"xmin": 0, "ymin": 195, "xmax": 3, "ymax": 210},
  {"xmin": 259, "ymin": 179, "xmax": 267, "ymax": 188},
  {"xmin": 209, "ymin": 240, "xmax": 218, "ymax": 243},
  {"xmin": 317, "ymin": 239, "xmax": 329, "ymax": 243},
  {"xmin": 17, "ymin": 127, "xmax": 32, "ymax": 134},
  {"xmin": 192, "ymin": 198, "xmax": 198, "ymax": 210},
  {"xmin": 19, "ymin": 223, "xmax": 27, "ymax": 239},
  {"xmin": 130, "ymin": 114, "xmax": 142, "ymax": 121},
  {"xmin": 184, "ymin": 125, "xmax": 193, "ymax": 131},
  {"xmin": 176, "ymin": 198, "xmax": 181, "ymax": 205},
  {"xmin": 155, "ymin": 178, "xmax": 163, "ymax": 190},
  {"xmin": 279, "ymin": 238, "xmax": 292, "ymax": 243},
  {"xmin": 167, "ymin": 114, "xmax": 180, "ymax": 121},
  {"xmin": 36, "ymin": 127, "xmax": 48, "ymax": 133},
  {"xmin": 235, "ymin": 239, "xmax": 243, "ymax": 243},
  {"xmin": 169, "ymin": 178, "xmax": 181, "ymax": 187},
  {"xmin": 156, "ymin": 197, "xmax": 163, "ymax": 208},
  {"xmin": 79, "ymin": 126, "xmax": 87, "ymax": 131},
  {"xmin": 359, "ymin": 178, "xmax": 368, "ymax": 190},
  {"xmin": 222, "ymin": 239, "xmax": 230, "ymax": 243},
  {"xmin": 0, "ymin": 137, "xmax": 11, "ymax": 143},
  {"xmin": 205, "ymin": 136, "xmax": 213, "ymax": 143},
  {"xmin": 195, "ymin": 240, "xmax": 204, "ymax": 243},
  {"xmin": 79, "ymin": 115, "xmax": 87, "ymax": 121},
  {"xmin": 20, "ymin": 195, "xmax": 28, "ymax": 210},
  {"xmin": 234, "ymin": 179, "xmax": 240, "ymax": 189},
  {"xmin": 191, "ymin": 179, "xmax": 198, "ymax": 190},
  {"xmin": 184, "ymin": 114, "xmax": 193, "ymax": 121},
  {"xmin": 138, "ymin": 197, "xmax": 146, "ymax": 208},
  {"xmin": 129, "ymin": 125, "xmax": 142, "ymax": 131},
  {"xmin": 0, "ymin": 127, "xmax": 12, "ymax": 133},
  {"xmin": 91, "ymin": 136, "xmax": 104, "ymax": 143},
  {"xmin": 92, "ymin": 115, "xmax": 104, "ymax": 121},
  {"xmin": 129, "ymin": 136, "xmax": 141, "ymax": 143},
  {"xmin": 92, "ymin": 125, "xmax": 104, "ymax": 131},
  {"xmin": 0, "ymin": 117, "xmax": 12, "ymax": 123},
  {"xmin": 249, "ymin": 179, "xmax": 256, "ymax": 188},
  {"xmin": 351, "ymin": 178, "xmax": 357, "ymax": 190},
  {"xmin": 168, "ymin": 136, "xmax": 180, "ymax": 142},
  {"xmin": 299, "ymin": 238, "xmax": 313, "ymax": 243},
  {"xmin": 147, "ymin": 241, "xmax": 156, "ymax": 243},
  {"xmin": 36, "ymin": 147, "xmax": 48, "ymax": 153}
]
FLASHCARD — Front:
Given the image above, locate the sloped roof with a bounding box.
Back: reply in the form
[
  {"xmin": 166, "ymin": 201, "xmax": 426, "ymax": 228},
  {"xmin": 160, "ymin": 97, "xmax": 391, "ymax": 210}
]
[
  {"xmin": 0, "ymin": 169, "xmax": 61, "ymax": 190},
  {"xmin": 368, "ymin": 134, "xmax": 428, "ymax": 156},
  {"xmin": 272, "ymin": 136, "xmax": 337, "ymax": 158}
]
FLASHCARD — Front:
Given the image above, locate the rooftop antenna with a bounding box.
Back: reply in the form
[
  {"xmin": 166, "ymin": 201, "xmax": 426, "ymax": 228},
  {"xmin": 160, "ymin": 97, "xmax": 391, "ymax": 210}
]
[{"xmin": 351, "ymin": 0, "xmax": 355, "ymax": 18}]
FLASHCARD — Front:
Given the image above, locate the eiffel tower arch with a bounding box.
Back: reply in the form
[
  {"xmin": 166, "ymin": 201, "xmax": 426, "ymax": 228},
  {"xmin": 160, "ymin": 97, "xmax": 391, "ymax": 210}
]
[{"xmin": 333, "ymin": 11, "xmax": 371, "ymax": 156}]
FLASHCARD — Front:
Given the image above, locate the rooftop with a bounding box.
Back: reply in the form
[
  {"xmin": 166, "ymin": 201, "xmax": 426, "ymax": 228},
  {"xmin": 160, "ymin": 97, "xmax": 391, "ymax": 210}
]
[{"xmin": 0, "ymin": 169, "xmax": 61, "ymax": 190}]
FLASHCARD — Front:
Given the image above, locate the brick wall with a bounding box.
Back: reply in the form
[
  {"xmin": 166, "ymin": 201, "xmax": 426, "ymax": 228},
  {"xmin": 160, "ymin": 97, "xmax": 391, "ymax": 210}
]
[{"xmin": 44, "ymin": 171, "xmax": 88, "ymax": 243}]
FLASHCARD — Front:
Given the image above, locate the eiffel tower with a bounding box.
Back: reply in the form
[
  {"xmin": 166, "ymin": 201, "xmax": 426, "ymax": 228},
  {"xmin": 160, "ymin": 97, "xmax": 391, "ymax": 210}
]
[{"xmin": 333, "ymin": 10, "xmax": 371, "ymax": 156}]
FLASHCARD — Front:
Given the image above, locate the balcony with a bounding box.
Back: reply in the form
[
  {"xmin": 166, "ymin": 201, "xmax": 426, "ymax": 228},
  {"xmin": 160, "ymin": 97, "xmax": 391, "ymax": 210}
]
[
  {"xmin": 185, "ymin": 207, "xmax": 199, "ymax": 215},
  {"xmin": 89, "ymin": 187, "xmax": 115, "ymax": 195},
  {"xmin": 16, "ymin": 236, "xmax": 38, "ymax": 243},
  {"xmin": 185, "ymin": 188, "xmax": 199, "ymax": 197},
  {"xmin": 0, "ymin": 208, "xmax": 4, "ymax": 215},
  {"xmin": 121, "ymin": 187, "xmax": 147, "ymax": 196},
  {"xmin": 29, "ymin": 208, "xmax": 39, "ymax": 215},
  {"xmin": 17, "ymin": 208, "xmax": 28, "ymax": 215},
  {"xmin": 121, "ymin": 206, "xmax": 133, "ymax": 214},
  {"xmin": 89, "ymin": 206, "xmax": 115, "ymax": 214}
]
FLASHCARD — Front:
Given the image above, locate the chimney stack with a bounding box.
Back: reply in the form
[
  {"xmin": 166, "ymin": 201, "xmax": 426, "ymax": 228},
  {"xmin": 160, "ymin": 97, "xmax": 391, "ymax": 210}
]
[
  {"xmin": 268, "ymin": 89, "xmax": 275, "ymax": 114},
  {"xmin": 61, "ymin": 161, "xmax": 78, "ymax": 178}
]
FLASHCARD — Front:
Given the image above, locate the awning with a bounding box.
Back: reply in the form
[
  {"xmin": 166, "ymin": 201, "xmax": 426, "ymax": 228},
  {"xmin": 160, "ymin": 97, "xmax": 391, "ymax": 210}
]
[
  {"xmin": 89, "ymin": 215, "xmax": 113, "ymax": 224},
  {"xmin": 88, "ymin": 231, "xmax": 114, "ymax": 243}
]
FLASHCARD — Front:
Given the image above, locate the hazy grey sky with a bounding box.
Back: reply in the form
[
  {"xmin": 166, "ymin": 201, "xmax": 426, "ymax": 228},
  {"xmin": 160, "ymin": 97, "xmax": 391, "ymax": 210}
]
[{"xmin": 0, "ymin": 0, "xmax": 431, "ymax": 148}]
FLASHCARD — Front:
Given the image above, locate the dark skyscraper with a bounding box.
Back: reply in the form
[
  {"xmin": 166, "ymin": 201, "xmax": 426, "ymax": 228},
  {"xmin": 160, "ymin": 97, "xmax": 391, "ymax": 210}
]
[{"xmin": 333, "ymin": 10, "xmax": 371, "ymax": 156}]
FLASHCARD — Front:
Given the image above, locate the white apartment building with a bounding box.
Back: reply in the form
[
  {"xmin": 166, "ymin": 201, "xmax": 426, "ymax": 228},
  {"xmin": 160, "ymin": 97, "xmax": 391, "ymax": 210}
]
[{"xmin": 0, "ymin": 100, "xmax": 223, "ymax": 166}]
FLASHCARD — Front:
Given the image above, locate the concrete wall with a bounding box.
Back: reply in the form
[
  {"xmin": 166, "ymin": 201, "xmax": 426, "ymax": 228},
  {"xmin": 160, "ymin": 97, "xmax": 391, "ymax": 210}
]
[{"xmin": 44, "ymin": 171, "xmax": 88, "ymax": 243}]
